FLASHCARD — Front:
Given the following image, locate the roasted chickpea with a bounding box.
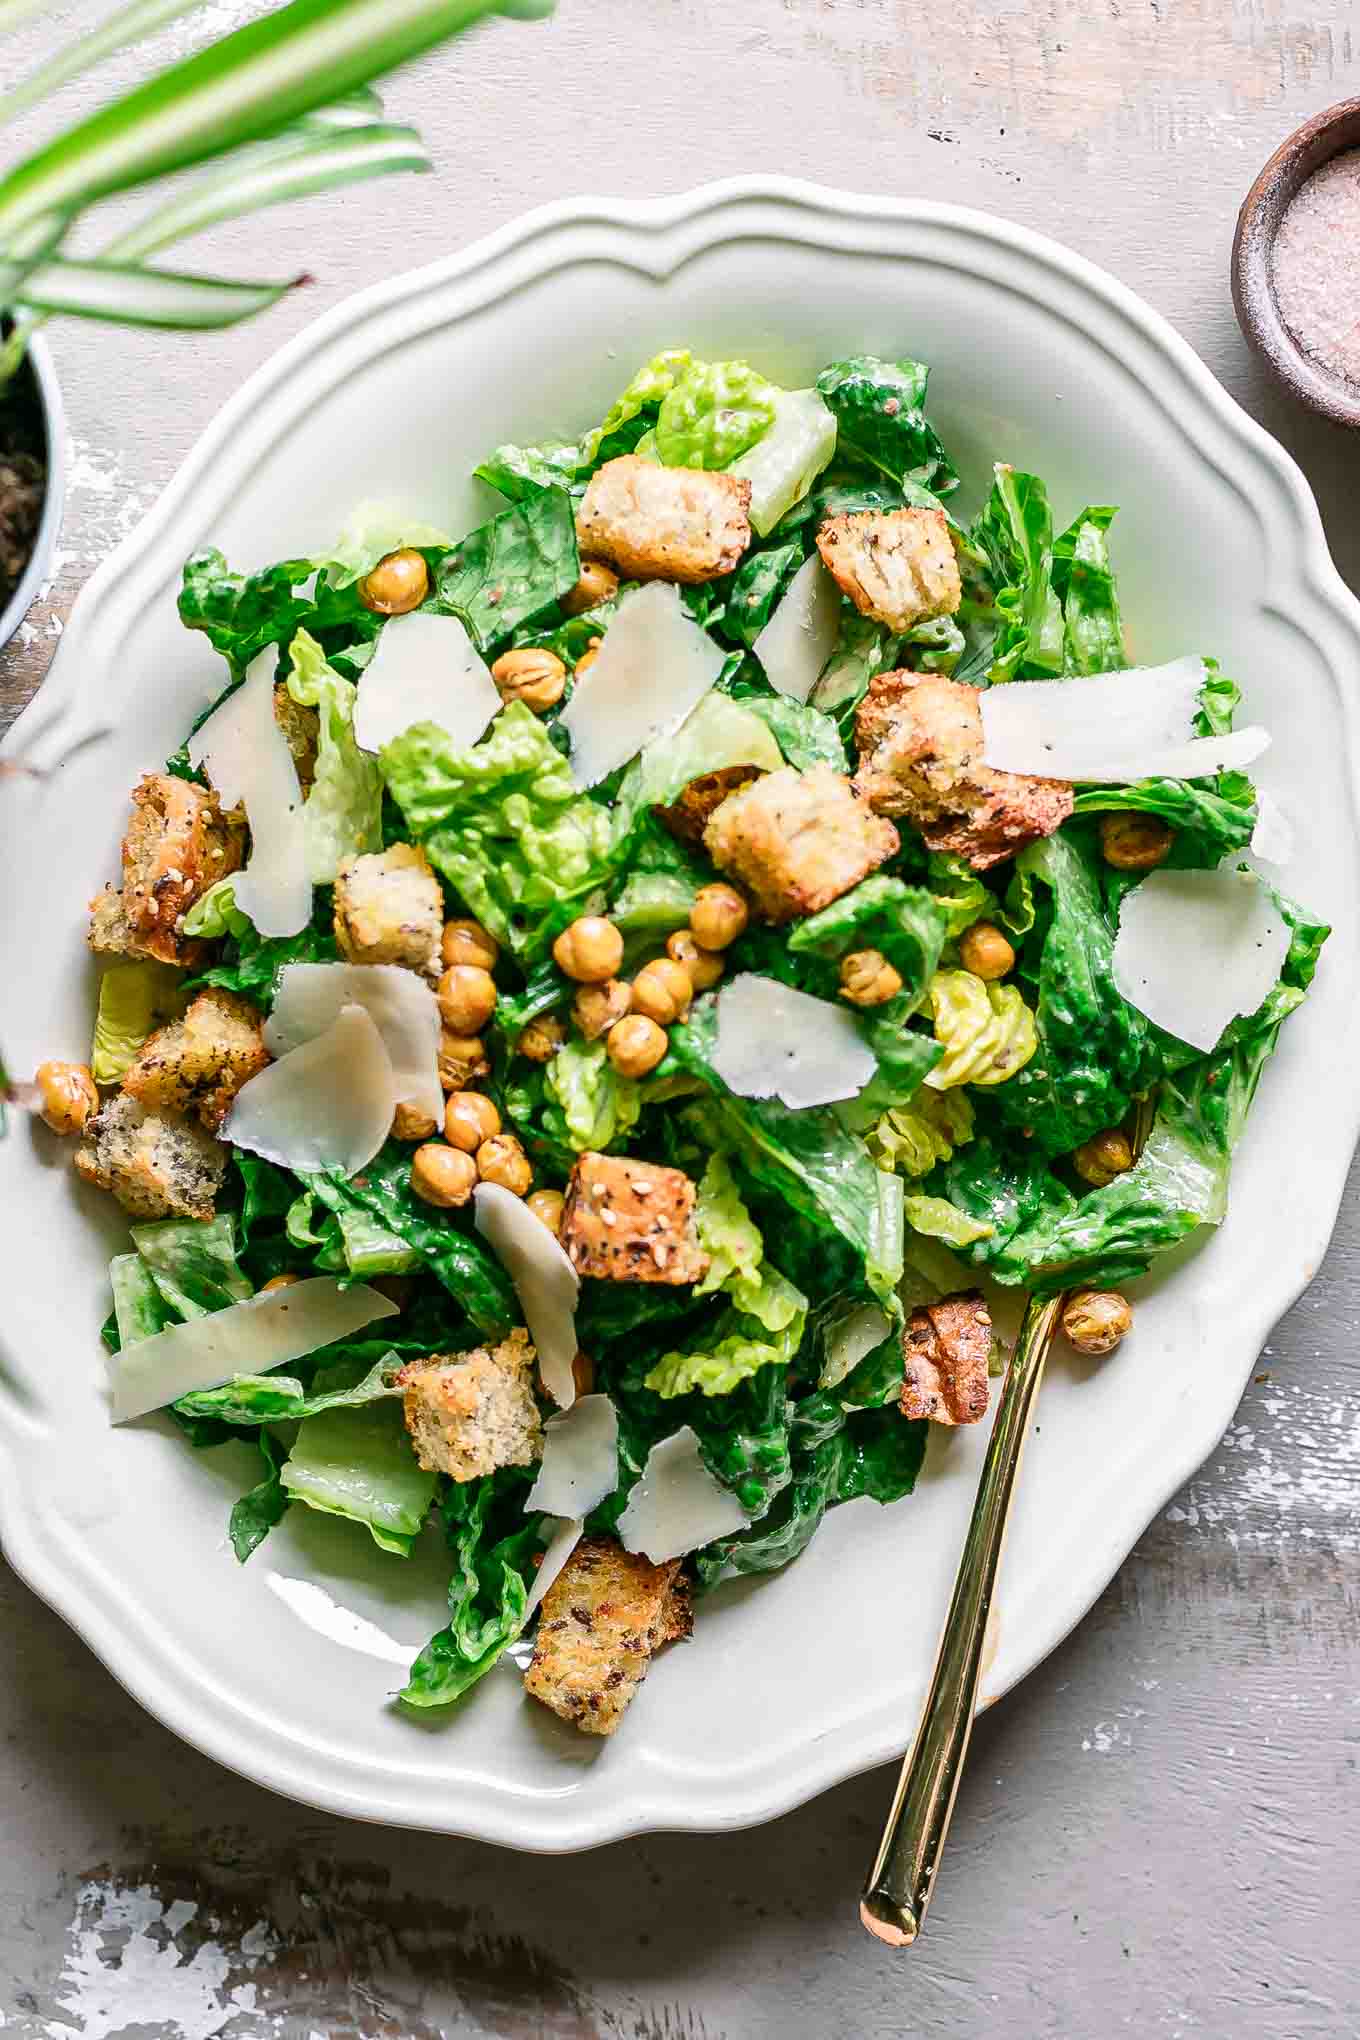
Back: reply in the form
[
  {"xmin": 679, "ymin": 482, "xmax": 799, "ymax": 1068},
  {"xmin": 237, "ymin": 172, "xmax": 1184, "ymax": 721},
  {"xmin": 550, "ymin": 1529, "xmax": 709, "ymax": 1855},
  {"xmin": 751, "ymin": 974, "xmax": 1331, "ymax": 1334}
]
[
  {"xmin": 358, "ymin": 547, "xmax": 428, "ymax": 616},
  {"xmin": 572, "ymin": 634, "xmax": 603, "ymax": 679},
  {"xmin": 1061, "ymin": 1289, "xmax": 1133, "ymax": 1356},
  {"xmin": 958, "ymin": 921, "xmax": 1016, "ymax": 981},
  {"xmin": 391, "ymin": 1101, "xmax": 438, "ymax": 1142},
  {"xmin": 441, "ymin": 918, "xmax": 499, "ymax": 972},
  {"xmin": 552, "ymin": 914, "xmax": 624, "ymax": 984},
  {"xmin": 437, "ymin": 1029, "xmax": 489, "ymax": 1091},
  {"xmin": 839, "ymin": 948, "xmax": 904, "ymax": 1007},
  {"xmin": 562, "ymin": 559, "xmax": 619, "ymax": 616},
  {"xmin": 35, "ymin": 1060, "xmax": 98, "ymax": 1136},
  {"xmin": 260, "ymin": 1272, "xmax": 301, "ymax": 1294},
  {"xmin": 631, "ymin": 957, "xmax": 693, "ymax": 1026},
  {"xmin": 690, "ymin": 882, "xmax": 748, "ymax": 951},
  {"xmin": 437, "ymin": 963, "xmax": 498, "ymax": 1035},
  {"xmin": 1100, "ymin": 813, "xmax": 1175, "ymax": 871},
  {"xmin": 572, "ymin": 1349, "xmax": 595, "ymax": 1396},
  {"xmin": 491, "ymin": 646, "xmax": 566, "ymax": 713},
  {"xmin": 518, "ymin": 1014, "xmax": 566, "ymax": 1063},
  {"xmin": 526, "ymin": 1188, "xmax": 566, "ymax": 1236},
  {"xmin": 1072, "ymin": 1127, "xmax": 1134, "ymax": 1188},
  {"xmin": 443, "ymin": 1090, "xmax": 501, "ymax": 1153},
  {"xmin": 666, "ymin": 928, "xmax": 724, "ymax": 991},
  {"xmin": 411, "ymin": 1143, "xmax": 477, "ymax": 1208},
  {"xmin": 476, "ymin": 1133, "xmax": 533, "ymax": 1196},
  {"xmin": 573, "ymin": 977, "xmax": 632, "ymax": 1041},
  {"xmin": 605, "ymin": 1014, "xmax": 667, "ymax": 1078}
]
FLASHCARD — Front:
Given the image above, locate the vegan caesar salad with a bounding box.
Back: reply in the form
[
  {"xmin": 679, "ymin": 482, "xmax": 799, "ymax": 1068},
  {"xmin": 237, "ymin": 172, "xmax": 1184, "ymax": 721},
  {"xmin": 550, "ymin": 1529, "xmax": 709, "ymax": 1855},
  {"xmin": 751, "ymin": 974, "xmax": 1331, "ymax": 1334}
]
[{"xmin": 36, "ymin": 346, "xmax": 1326, "ymax": 1737}]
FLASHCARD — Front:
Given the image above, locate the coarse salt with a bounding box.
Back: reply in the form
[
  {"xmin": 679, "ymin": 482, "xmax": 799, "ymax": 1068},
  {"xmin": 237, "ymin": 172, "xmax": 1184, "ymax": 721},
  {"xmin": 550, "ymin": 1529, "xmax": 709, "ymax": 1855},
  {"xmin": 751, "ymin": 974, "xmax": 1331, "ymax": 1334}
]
[{"xmin": 1270, "ymin": 148, "xmax": 1360, "ymax": 389}]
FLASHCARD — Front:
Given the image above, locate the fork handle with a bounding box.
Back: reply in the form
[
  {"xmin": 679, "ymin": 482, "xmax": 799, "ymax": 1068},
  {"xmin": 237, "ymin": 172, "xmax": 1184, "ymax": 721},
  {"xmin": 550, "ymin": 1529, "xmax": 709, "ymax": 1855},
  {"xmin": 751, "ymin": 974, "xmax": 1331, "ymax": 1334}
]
[{"xmin": 860, "ymin": 1290, "xmax": 1064, "ymax": 1946}]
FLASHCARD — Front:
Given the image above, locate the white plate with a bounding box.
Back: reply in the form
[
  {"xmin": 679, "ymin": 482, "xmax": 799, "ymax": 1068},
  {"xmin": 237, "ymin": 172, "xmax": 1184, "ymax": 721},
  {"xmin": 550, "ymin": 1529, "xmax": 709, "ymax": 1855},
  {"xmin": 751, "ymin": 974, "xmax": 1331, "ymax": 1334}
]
[{"xmin": 2, "ymin": 181, "xmax": 1358, "ymax": 1851}]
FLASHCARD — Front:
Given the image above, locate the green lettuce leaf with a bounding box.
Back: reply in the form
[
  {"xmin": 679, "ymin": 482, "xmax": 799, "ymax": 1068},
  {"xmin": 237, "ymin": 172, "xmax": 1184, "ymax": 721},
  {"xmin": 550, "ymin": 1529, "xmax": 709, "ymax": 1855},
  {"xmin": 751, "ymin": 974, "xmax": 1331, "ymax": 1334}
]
[
  {"xmin": 734, "ymin": 688, "xmax": 848, "ymax": 772},
  {"xmin": 730, "ymin": 386, "xmax": 839, "ymax": 536},
  {"xmin": 175, "ymin": 1352, "xmax": 401, "ymax": 1425},
  {"xmin": 91, "ymin": 960, "xmax": 186, "ymax": 1084},
  {"xmin": 903, "ymin": 1193, "xmax": 993, "ymax": 1247},
  {"xmin": 281, "ymin": 1359, "xmax": 438, "ymax": 1556},
  {"xmin": 109, "ymin": 1251, "xmax": 176, "ymax": 1348},
  {"xmin": 434, "ymin": 487, "xmax": 580, "ymax": 654},
  {"xmin": 787, "ymin": 875, "xmax": 947, "ymax": 1011},
  {"xmin": 542, "ymin": 1036, "xmax": 642, "ymax": 1152},
  {"xmin": 402, "ymin": 1466, "xmax": 546, "ymax": 1707},
  {"xmin": 285, "ymin": 628, "xmax": 383, "ymax": 881},
  {"xmin": 655, "ymin": 359, "xmax": 776, "ymax": 469},
  {"xmin": 925, "ymin": 969, "xmax": 1038, "ymax": 1090},
  {"xmin": 229, "ymin": 1431, "xmax": 290, "ymax": 1564},
  {"xmin": 1052, "ymin": 505, "xmax": 1125, "ymax": 675},
  {"xmin": 179, "ymin": 547, "xmax": 382, "ymax": 677},
  {"xmin": 321, "ymin": 502, "xmax": 451, "ymax": 588},
  {"xmin": 814, "ymin": 355, "xmax": 958, "ymax": 495},
  {"xmin": 970, "ymin": 466, "xmax": 1065, "ymax": 682},
  {"xmin": 720, "ymin": 539, "xmax": 804, "ymax": 649},
  {"xmin": 130, "ymin": 1214, "xmax": 253, "ymax": 1319},
  {"xmin": 181, "ymin": 875, "xmax": 251, "ymax": 941},
  {"xmin": 866, "ymin": 1087, "xmax": 975, "ymax": 1177},
  {"xmin": 381, "ymin": 701, "xmax": 612, "ymax": 956},
  {"xmin": 189, "ymin": 888, "xmax": 339, "ymax": 1007},
  {"xmin": 611, "ymin": 690, "xmax": 781, "ymax": 847}
]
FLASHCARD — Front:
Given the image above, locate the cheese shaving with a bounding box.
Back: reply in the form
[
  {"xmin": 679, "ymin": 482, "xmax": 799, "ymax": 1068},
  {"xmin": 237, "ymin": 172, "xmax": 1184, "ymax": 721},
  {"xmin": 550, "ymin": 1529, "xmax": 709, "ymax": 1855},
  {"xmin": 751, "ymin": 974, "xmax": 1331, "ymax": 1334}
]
[
  {"xmin": 818, "ymin": 1302, "xmax": 894, "ymax": 1390},
  {"xmin": 617, "ymin": 1426, "xmax": 747, "ymax": 1563},
  {"xmin": 227, "ymin": 1003, "xmax": 396, "ymax": 1176},
  {"xmin": 522, "ymin": 1516, "xmax": 585, "ymax": 1622},
  {"xmin": 1112, "ymin": 866, "xmax": 1291, "ymax": 1053},
  {"xmin": 188, "ymin": 647, "xmax": 310, "ymax": 937},
  {"xmin": 110, "ymin": 1276, "xmax": 398, "ymax": 1423},
  {"xmin": 710, "ymin": 972, "xmax": 876, "ymax": 1108},
  {"xmin": 754, "ymin": 554, "xmax": 843, "ymax": 702},
  {"xmin": 1250, "ymin": 789, "xmax": 1294, "ymax": 867},
  {"xmin": 354, "ymin": 610, "xmax": 502, "ymax": 755},
  {"xmin": 527, "ymin": 1393, "xmax": 619, "ymax": 1517},
  {"xmin": 474, "ymin": 1182, "xmax": 580, "ymax": 1408},
  {"xmin": 979, "ymin": 655, "xmax": 1271, "ymax": 784},
  {"xmin": 559, "ymin": 582, "xmax": 726, "ymax": 787},
  {"xmin": 265, "ymin": 962, "xmax": 442, "ymax": 1122}
]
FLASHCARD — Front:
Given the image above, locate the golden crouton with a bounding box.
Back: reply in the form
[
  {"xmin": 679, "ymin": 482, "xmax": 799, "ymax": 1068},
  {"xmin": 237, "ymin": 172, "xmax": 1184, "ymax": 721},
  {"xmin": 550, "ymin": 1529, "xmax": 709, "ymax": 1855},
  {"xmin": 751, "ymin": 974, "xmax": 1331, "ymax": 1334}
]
[
  {"xmin": 560, "ymin": 1153, "xmax": 708, "ymax": 1286},
  {"xmin": 524, "ymin": 1535, "xmax": 693, "ymax": 1736},
  {"xmin": 87, "ymin": 773, "xmax": 245, "ymax": 968},
  {"xmin": 852, "ymin": 671, "xmax": 1072, "ymax": 871},
  {"xmin": 122, "ymin": 988, "xmax": 269, "ymax": 1134},
  {"xmin": 273, "ymin": 683, "xmax": 319, "ymax": 795},
  {"xmin": 73, "ymin": 1092, "xmax": 227, "ymax": 1221},
  {"xmin": 332, "ymin": 842, "xmax": 443, "ymax": 975},
  {"xmin": 900, "ymin": 1291, "xmax": 994, "ymax": 1426},
  {"xmin": 575, "ymin": 455, "xmax": 752, "ymax": 584},
  {"xmin": 396, "ymin": 1328, "xmax": 543, "ymax": 1482},
  {"xmin": 702, "ymin": 763, "xmax": 899, "ymax": 923},
  {"xmin": 816, "ymin": 507, "xmax": 962, "ymax": 632},
  {"xmin": 657, "ymin": 764, "xmax": 762, "ymax": 845}
]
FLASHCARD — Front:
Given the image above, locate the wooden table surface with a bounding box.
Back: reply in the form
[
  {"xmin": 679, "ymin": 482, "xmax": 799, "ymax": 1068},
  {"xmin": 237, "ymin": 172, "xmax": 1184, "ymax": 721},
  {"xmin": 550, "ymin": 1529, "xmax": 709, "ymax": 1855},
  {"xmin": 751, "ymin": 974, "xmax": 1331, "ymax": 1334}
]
[{"xmin": 2, "ymin": 4, "xmax": 1357, "ymax": 2034}]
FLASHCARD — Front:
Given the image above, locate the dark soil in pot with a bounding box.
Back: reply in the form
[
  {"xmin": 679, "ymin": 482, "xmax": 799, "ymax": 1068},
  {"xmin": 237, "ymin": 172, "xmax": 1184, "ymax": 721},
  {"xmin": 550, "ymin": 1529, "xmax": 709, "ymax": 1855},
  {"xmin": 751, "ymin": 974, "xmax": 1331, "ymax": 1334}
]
[{"xmin": 0, "ymin": 347, "xmax": 47, "ymax": 617}]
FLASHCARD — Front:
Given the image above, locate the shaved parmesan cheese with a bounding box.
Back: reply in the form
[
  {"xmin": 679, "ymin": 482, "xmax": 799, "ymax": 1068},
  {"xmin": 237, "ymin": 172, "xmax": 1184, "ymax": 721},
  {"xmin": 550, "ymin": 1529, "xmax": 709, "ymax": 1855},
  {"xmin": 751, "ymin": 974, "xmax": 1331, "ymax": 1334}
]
[
  {"xmin": 979, "ymin": 655, "xmax": 1271, "ymax": 784},
  {"xmin": 710, "ymin": 972, "xmax": 876, "ymax": 1108},
  {"xmin": 559, "ymin": 582, "xmax": 726, "ymax": 788},
  {"xmin": 265, "ymin": 962, "xmax": 442, "ymax": 1122},
  {"xmin": 617, "ymin": 1426, "xmax": 747, "ymax": 1563},
  {"xmin": 1250, "ymin": 789, "xmax": 1294, "ymax": 867},
  {"xmin": 227, "ymin": 1003, "xmax": 395, "ymax": 1176},
  {"xmin": 474, "ymin": 1183, "xmax": 579, "ymax": 1408},
  {"xmin": 1113, "ymin": 866, "xmax": 1291, "ymax": 1053},
  {"xmin": 754, "ymin": 554, "xmax": 843, "ymax": 703},
  {"xmin": 188, "ymin": 647, "xmax": 310, "ymax": 937},
  {"xmin": 527, "ymin": 1394, "xmax": 618, "ymax": 1518},
  {"xmin": 110, "ymin": 1276, "xmax": 398, "ymax": 1423},
  {"xmin": 819, "ymin": 1302, "xmax": 894, "ymax": 1390},
  {"xmin": 354, "ymin": 610, "xmax": 501, "ymax": 755},
  {"xmin": 522, "ymin": 1516, "xmax": 585, "ymax": 1622}
]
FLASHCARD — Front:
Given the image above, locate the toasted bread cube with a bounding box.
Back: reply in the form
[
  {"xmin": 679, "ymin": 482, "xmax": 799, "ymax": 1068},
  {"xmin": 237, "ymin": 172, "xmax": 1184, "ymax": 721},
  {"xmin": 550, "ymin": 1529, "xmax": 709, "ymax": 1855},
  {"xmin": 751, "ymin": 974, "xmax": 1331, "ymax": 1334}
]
[
  {"xmin": 122, "ymin": 988, "xmax": 269, "ymax": 1134},
  {"xmin": 524, "ymin": 1535, "xmax": 693, "ymax": 1736},
  {"xmin": 900, "ymin": 1291, "xmax": 994, "ymax": 1426},
  {"xmin": 657, "ymin": 764, "xmax": 762, "ymax": 846},
  {"xmin": 703, "ymin": 763, "xmax": 898, "ymax": 923},
  {"xmin": 333, "ymin": 843, "xmax": 443, "ymax": 975},
  {"xmin": 575, "ymin": 455, "xmax": 752, "ymax": 584},
  {"xmin": 853, "ymin": 670, "xmax": 1072, "ymax": 871},
  {"xmin": 816, "ymin": 507, "xmax": 962, "ymax": 632},
  {"xmin": 87, "ymin": 773, "xmax": 245, "ymax": 968},
  {"xmin": 274, "ymin": 682, "xmax": 319, "ymax": 795},
  {"xmin": 73, "ymin": 1092, "xmax": 226, "ymax": 1220},
  {"xmin": 560, "ymin": 1153, "xmax": 708, "ymax": 1286},
  {"xmin": 397, "ymin": 1328, "xmax": 543, "ymax": 1482}
]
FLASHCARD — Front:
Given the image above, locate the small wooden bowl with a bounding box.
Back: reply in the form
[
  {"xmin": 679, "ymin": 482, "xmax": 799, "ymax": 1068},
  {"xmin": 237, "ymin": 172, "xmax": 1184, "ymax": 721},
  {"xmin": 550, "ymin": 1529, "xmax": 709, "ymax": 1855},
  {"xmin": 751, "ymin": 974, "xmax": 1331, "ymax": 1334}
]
[{"xmin": 1232, "ymin": 97, "xmax": 1360, "ymax": 429}]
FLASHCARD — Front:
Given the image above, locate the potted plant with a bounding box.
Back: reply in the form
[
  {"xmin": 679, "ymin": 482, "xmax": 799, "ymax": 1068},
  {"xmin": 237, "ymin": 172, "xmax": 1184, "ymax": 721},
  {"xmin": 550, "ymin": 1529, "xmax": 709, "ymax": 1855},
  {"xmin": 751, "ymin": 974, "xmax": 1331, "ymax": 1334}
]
[{"xmin": 0, "ymin": 0, "xmax": 553, "ymax": 652}]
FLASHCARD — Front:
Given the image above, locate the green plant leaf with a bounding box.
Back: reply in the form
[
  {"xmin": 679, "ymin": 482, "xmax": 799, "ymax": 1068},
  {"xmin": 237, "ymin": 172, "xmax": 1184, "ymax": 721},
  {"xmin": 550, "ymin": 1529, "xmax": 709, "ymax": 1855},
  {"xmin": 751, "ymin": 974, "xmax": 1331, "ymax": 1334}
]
[
  {"xmin": 2, "ymin": 254, "xmax": 300, "ymax": 328},
  {"xmin": 0, "ymin": 0, "xmax": 216, "ymax": 132}
]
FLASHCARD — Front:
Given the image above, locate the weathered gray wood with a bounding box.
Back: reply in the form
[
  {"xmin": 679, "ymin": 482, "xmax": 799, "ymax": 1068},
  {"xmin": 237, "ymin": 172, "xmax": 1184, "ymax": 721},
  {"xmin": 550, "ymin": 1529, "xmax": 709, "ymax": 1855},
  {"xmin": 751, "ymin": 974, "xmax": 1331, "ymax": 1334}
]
[{"xmin": 1, "ymin": 3, "xmax": 1356, "ymax": 2031}]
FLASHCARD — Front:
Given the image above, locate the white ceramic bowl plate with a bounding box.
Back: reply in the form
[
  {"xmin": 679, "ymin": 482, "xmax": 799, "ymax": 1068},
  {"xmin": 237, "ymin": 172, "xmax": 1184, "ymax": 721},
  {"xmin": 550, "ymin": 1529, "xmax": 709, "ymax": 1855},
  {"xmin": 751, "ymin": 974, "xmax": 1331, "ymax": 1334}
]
[{"xmin": 2, "ymin": 184, "xmax": 1358, "ymax": 1850}]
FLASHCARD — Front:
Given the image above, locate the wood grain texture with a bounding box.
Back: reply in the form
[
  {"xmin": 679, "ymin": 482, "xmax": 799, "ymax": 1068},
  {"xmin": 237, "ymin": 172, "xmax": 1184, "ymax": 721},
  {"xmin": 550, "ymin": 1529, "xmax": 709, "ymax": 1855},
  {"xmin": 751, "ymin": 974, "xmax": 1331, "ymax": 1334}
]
[{"xmin": 1, "ymin": 2, "xmax": 1357, "ymax": 2032}]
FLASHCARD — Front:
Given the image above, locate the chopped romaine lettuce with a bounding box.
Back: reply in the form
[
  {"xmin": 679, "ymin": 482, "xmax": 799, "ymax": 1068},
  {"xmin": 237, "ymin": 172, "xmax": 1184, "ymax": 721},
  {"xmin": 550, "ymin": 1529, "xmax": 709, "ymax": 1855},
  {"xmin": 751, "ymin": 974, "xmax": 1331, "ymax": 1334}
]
[
  {"xmin": 543, "ymin": 1036, "xmax": 642, "ymax": 1152},
  {"xmin": 281, "ymin": 1362, "xmax": 438, "ymax": 1555},
  {"xmin": 321, "ymin": 502, "xmax": 451, "ymax": 587},
  {"xmin": 815, "ymin": 355, "xmax": 958, "ymax": 495},
  {"xmin": 91, "ymin": 960, "xmax": 186, "ymax": 1084},
  {"xmin": 285, "ymin": 628, "xmax": 383, "ymax": 881},
  {"xmin": 434, "ymin": 486, "xmax": 580, "ymax": 654},
  {"xmin": 655, "ymin": 359, "xmax": 776, "ymax": 469}
]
